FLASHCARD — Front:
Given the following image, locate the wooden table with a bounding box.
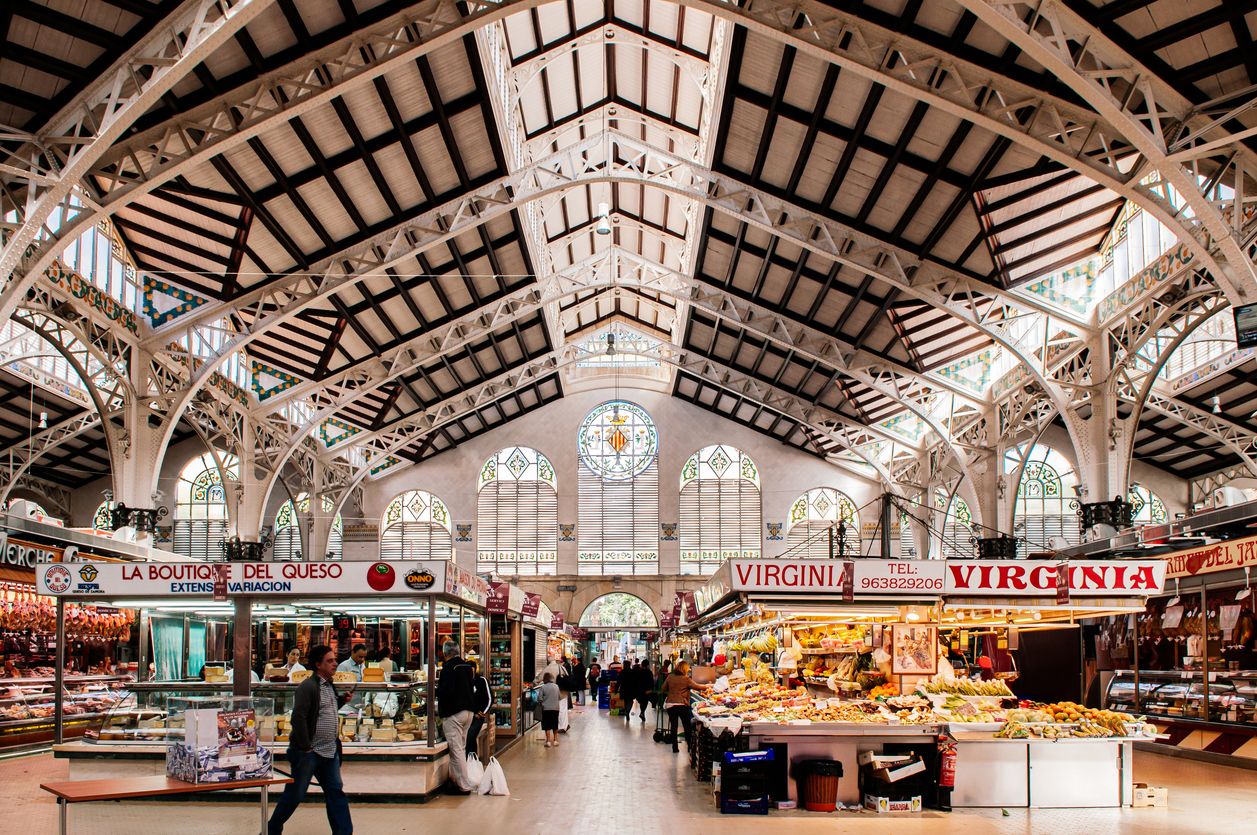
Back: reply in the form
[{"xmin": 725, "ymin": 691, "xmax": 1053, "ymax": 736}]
[{"xmin": 40, "ymin": 775, "xmax": 293, "ymax": 835}]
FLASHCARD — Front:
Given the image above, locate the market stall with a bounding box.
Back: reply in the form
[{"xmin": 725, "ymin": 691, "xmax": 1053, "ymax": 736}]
[
  {"xmin": 688, "ymin": 557, "xmax": 1167, "ymax": 812},
  {"xmin": 0, "ymin": 523, "xmax": 180, "ymax": 748},
  {"xmin": 1097, "ymin": 534, "xmax": 1257, "ymax": 763},
  {"xmin": 38, "ymin": 558, "xmax": 490, "ymax": 799}
]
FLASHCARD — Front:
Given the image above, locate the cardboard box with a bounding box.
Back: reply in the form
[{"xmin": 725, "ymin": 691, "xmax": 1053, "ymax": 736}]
[
  {"xmin": 1133, "ymin": 784, "xmax": 1168, "ymax": 807},
  {"xmin": 873, "ymin": 757, "xmax": 926, "ymax": 783},
  {"xmin": 864, "ymin": 794, "xmax": 923, "ymax": 813}
]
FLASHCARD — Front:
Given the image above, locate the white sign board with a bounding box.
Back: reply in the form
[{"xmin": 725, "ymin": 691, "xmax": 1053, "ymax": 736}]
[
  {"xmin": 37, "ymin": 560, "xmax": 452, "ymax": 598},
  {"xmin": 724, "ymin": 559, "xmax": 1165, "ymax": 598}
]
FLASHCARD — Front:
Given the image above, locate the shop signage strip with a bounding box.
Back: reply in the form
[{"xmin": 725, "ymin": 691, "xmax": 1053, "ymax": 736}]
[
  {"xmin": 1161, "ymin": 533, "xmax": 1257, "ymax": 579},
  {"xmin": 36, "ymin": 560, "xmax": 451, "ymax": 598},
  {"xmin": 726, "ymin": 559, "xmax": 1166, "ymax": 597}
]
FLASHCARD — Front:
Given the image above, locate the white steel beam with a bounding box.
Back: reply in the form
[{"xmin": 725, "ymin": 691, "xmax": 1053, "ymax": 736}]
[
  {"xmin": 955, "ymin": 0, "xmax": 1257, "ymax": 303},
  {"xmin": 0, "ymin": 0, "xmax": 273, "ymax": 314}
]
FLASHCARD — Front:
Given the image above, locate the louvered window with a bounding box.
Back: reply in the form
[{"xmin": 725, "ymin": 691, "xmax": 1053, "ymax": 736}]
[
  {"xmin": 1010, "ymin": 446, "xmax": 1080, "ymax": 556},
  {"xmin": 577, "ymin": 401, "xmax": 658, "ymax": 575},
  {"xmin": 380, "ymin": 490, "xmax": 453, "ymax": 561},
  {"xmin": 173, "ymin": 451, "xmax": 237, "ymax": 561},
  {"xmin": 271, "ymin": 494, "xmax": 343, "ymax": 561},
  {"xmin": 477, "ymin": 447, "xmax": 558, "ymax": 576},
  {"xmin": 935, "ymin": 492, "xmax": 975, "ymax": 559},
  {"xmin": 679, "ymin": 445, "xmax": 761, "ymax": 575},
  {"xmin": 784, "ymin": 488, "xmax": 859, "ymax": 558}
]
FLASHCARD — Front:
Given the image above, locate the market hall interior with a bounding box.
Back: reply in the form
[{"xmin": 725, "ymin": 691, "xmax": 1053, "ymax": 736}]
[{"xmin": 5, "ymin": 706, "xmax": 1255, "ymax": 834}]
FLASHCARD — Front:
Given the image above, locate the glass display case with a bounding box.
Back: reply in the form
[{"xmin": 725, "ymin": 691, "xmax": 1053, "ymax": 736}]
[
  {"xmin": 1104, "ymin": 578, "xmax": 1257, "ymax": 729},
  {"xmin": 1106, "ymin": 670, "xmax": 1257, "ymax": 723},
  {"xmin": 0, "ymin": 674, "xmax": 131, "ymax": 744},
  {"xmin": 88, "ymin": 679, "xmax": 435, "ymax": 746}
]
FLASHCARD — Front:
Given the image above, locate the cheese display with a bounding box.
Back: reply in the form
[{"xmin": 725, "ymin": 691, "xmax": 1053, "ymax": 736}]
[{"xmin": 332, "ymin": 671, "xmax": 357, "ymax": 683}]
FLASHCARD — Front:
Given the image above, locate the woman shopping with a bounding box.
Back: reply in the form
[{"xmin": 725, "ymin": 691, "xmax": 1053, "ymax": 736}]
[{"xmin": 661, "ymin": 662, "xmax": 710, "ymax": 753}]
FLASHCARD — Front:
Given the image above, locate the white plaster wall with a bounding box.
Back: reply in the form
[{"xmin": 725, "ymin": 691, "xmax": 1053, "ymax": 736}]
[{"xmin": 361, "ymin": 385, "xmax": 883, "ymax": 574}]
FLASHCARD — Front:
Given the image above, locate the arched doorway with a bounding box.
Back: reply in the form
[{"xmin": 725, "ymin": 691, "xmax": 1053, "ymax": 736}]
[{"xmin": 578, "ymin": 593, "xmax": 659, "ymax": 666}]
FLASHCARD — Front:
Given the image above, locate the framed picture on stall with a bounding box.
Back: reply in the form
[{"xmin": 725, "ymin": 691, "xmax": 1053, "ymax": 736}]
[{"xmin": 891, "ymin": 624, "xmax": 938, "ymax": 676}]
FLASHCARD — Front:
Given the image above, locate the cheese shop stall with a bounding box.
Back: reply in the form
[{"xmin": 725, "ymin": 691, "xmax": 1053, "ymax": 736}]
[
  {"xmin": 688, "ymin": 557, "xmax": 1168, "ymax": 812},
  {"xmin": 38, "ymin": 558, "xmax": 489, "ymax": 799}
]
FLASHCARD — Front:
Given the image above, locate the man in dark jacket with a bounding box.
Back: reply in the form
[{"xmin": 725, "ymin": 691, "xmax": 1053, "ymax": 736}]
[
  {"xmin": 268, "ymin": 645, "xmax": 354, "ymax": 835},
  {"xmin": 437, "ymin": 640, "xmax": 476, "ymax": 793},
  {"xmin": 570, "ymin": 657, "xmax": 587, "ymax": 705},
  {"xmin": 620, "ymin": 660, "xmax": 639, "ymax": 722}
]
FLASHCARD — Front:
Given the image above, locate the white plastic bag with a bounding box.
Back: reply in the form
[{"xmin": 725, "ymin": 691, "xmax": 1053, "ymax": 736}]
[
  {"xmin": 484, "ymin": 756, "xmax": 510, "ymax": 796},
  {"xmin": 712, "ymin": 675, "xmax": 730, "ymax": 693},
  {"xmin": 465, "ymin": 755, "xmax": 486, "ymax": 792}
]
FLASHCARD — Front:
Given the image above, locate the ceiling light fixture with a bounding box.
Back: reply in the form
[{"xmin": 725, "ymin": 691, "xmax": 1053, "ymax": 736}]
[
  {"xmin": 605, "ymin": 333, "xmax": 617, "ymax": 356},
  {"xmin": 595, "ymin": 201, "xmax": 612, "ymax": 236},
  {"xmin": 1212, "ymin": 394, "xmax": 1222, "ymax": 414},
  {"xmin": 38, "ymin": 411, "xmax": 47, "ymax": 430}
]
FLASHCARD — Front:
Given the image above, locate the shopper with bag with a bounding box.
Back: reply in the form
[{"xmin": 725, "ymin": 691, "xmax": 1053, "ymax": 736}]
[
  {"xmin": 662, "ymin": 661, "xmax": 710, "ymax": 753},
  {"xmin": 631, "ymin": 660, "xmax": 652, "ymax": 722},
  {"xmin": 465, "ymin": 659, "xmax": 492, "ymax": 759},
  {"xmin": 437, "ymin": 640, "xmax": 477, "ymax": 794},
  {"xmin": 268, "ymin": 645, "xmax": 355, "ymax": 835},
  {"xmin": 538, "ymin": 672, "xmax": 561, "ymax": 748}
]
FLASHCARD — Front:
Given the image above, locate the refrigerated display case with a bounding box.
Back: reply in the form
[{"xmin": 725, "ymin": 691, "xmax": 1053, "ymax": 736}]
[{"xmin": 0, "ymin": 674, "xmax": 131, "ymax": 746}]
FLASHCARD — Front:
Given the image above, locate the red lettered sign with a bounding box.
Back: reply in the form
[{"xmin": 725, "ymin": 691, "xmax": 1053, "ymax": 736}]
[
  {"xmin": 522, "ymin": 592, "xmax": 541, "ymax": 618},
  {"xmin": 1055, "ymin": 563, "xmax": 1070, "ymax": 605}
]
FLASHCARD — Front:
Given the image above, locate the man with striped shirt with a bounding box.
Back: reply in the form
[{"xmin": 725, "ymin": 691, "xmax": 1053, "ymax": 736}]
[{"xmin": 269, "ymin": 645, "xmax": 356, "ymax": 834}]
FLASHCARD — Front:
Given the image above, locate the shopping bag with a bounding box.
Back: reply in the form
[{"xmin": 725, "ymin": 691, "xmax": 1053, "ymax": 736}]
[
  {"xmin": 465, "ymin": 755, "xmax": 486, "ymax": 792},
  {"xmin": 478, "ymin": 761, "xmax": 494, "ymax": 796},
  {"xmin": 486, "ymin": 756, "xmax": 510, "ymax": 796},
  {"xmin": 558, "ymin": 698, "xmax": 569, "ymax": 731}
]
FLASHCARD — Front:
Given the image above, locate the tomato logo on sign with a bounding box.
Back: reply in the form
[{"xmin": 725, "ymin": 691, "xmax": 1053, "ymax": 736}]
[{"xmin": 366, "ymin": 562, "xmax": 396, "ymax": 591}]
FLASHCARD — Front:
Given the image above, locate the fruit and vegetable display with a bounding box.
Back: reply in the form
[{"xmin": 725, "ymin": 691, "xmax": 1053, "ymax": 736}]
[
  {"xmin": 793, "ymin": 625, "xmax": 867, "ymax": 651},
  {"xmin": 920, "ymin": 678, "xmax": 1015, "ymax": 697}
]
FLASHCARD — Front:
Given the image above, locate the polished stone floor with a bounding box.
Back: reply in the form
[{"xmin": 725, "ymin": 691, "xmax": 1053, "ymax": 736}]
[{"xmin": 6, "ymin": 705, "xmax": 1253, "ymax": 833}]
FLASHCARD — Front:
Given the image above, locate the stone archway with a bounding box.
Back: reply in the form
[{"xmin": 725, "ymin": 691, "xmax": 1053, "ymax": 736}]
[{"xmin": 577, "ymin": 592, "xmax": 659, "ymax": 629}]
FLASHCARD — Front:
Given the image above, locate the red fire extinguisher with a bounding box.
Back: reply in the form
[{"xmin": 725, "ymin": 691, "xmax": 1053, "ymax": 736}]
[{"xmin": 937, "ymin": 735, "xmax": 956, "ymax": 811}]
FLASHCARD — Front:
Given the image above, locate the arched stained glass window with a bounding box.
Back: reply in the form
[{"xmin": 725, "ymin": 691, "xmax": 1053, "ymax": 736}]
[
  {"xmin": 173, "ymin": 451, "xmax": 238, "ymax": 560},
  {"xmin": 477, "ymin": 447, "xmax": 558, "ymax": 575},
  {"xmin": 578, "ymin": 401, "xmax": 659, "ymax": 575},
  {"xmin": 1128, "ymin": 485, "xmax": 1168, "ymax": 524},
  {"xmin": 1008, "ymin": 445, "xmax": 1080, "ymax": 555},
  {"xmin": 679, "ymin": 445, "xmax": 761, "ymax": 575},
  {"xmin": 271, "ymin": 494, "xmax": 343, "ymax": 561},
  {"xmin": 784, "ymin": 488, "xmax": 859, "ymax": 558},
  {"xmin": 935, "ymin": 490, "xmax": 974, "ymax": 559},
  {"xmin": 93, "ymin": 500, "xmax": 114, "ymax": 531},
  {"xmin": 380, "ymin": 490, "xmax": 453, "ymax": 561}
]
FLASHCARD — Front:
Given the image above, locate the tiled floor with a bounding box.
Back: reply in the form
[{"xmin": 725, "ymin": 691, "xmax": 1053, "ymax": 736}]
[{"xmin": 6, "ymin": 707, "xmax": 1254, "ymax": 833}]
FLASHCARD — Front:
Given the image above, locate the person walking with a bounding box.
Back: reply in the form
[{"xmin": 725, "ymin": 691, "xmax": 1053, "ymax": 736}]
[
  {"xmin": 465, "ymin": 659, "xmax": 492, "ymax": 760},
  {"xmin": 587, "ymin": 662, "xmax": 602, "ymax": 707},
  {"xmin": 570, "ymin": 656, "xmax": 587, "ymax": 706},
  {"xmin": 538, "ymin": 672, "xmax": 561, "ymax": 748},
  {"xmin": 267, "ymin": 645, "xmax": 355, "ymax": 835},
  {"xmin": 633, "ymin": 660, "xmax": 652, "ymax": 722},
  {"xmin": 654, "ymin": 661, "xmax": 671, "ymax": 710},
  {"xmin": 436, "ymin": 640, "xmax": 476, "ymax": 794},
  {"xmin": 620, "ymin": 660, "xmax": 638, "ymax": 723},
  {"xmin": 662, "ymin": 661, "xmax": 710, "ymax": 753}
]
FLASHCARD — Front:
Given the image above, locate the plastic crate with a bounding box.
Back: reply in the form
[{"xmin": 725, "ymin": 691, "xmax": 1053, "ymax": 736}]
[{"xmin": 719, "ymin": 795, "xmax": 770, "ymax": 815}]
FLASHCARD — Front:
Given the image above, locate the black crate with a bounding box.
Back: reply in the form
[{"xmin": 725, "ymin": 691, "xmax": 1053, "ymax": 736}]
[
  {"xmin": 719, "ymin": 795, "xmax": 770, "ymax": 815},
  {"xmin": 721, "ymin": 776, "xmax": 771, "ymax": 798}
]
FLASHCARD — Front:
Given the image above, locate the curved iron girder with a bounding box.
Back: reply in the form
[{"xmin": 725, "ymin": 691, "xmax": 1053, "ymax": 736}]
[
  {"xmin": 955, "ymin": 0, "xmax": 1257, "ymax": 303},
  {"xmin": 0, "ymin": 0, "xmax": 273, "ymax": 312},
  {"xmin": 322, "ymin": 342, "xmax": 907, "ymax": 524},
  {"xmin": 145, "ymin": 130, "xmax": 1083, "ymax": 466},
  {"xmin": 0, "ymin": 0, "xmax": 539, "ymax": 326},
  {"xmin": 0, "ymin": 308, "xmax": 133, "ymax": 502},
  {"xmin": 251, "ymin": 248, "xmax": 980, "ymax": 513}
]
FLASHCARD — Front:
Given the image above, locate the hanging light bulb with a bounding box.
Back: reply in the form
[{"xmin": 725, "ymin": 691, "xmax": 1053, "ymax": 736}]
[
  {"xmin": 38, "ymin": 411, "xmax": 47, "ymax": 429},
  {"xmin": 605, "ymin": 332, "xmax": 617, "ymax": 356},
  {"xmin": 595, "ymin": 201, "xmax": 612, "ymax": 235}
]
